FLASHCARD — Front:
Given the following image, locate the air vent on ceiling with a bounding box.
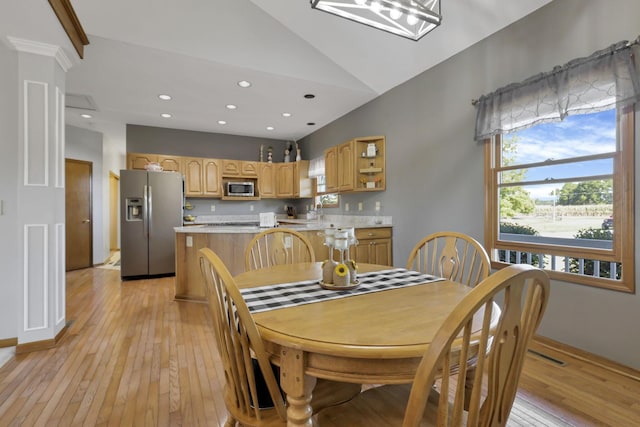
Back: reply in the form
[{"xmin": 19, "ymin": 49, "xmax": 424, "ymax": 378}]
[{"xmin": 66, "ymin": 93, "xmax": 97, "ymax": 111}]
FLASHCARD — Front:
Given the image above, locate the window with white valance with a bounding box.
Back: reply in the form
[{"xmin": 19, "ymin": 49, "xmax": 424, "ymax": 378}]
[
  {"xmin": 478, "ymin": 39, "xmax": 637, "ymax": 292},
  {"xmin": 474, "ymin": 40, "xmax": 640, "ymax": 140}
]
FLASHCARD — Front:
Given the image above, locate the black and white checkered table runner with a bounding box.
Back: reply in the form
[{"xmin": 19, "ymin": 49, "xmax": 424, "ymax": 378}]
[{"xmin": 240, "ymin": 268, "xmax": 444, "ymax": 313}]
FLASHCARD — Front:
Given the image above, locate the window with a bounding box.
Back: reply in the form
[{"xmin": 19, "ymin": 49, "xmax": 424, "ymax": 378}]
[
  {"xmin": 485, "ymin": 107, "xmax": 634, "ymax": 291},
  {"xmin": 314, "ymin": 175, "xmax": 339, "ymax": 208},
  {"xmin": 309, "ymin": 156, "xmax": 339, "ymax": 208}
]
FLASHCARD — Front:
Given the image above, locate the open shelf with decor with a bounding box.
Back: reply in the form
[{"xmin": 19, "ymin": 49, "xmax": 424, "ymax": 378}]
[{"xmin": 355, "ymin": 136, "xmax": 385, "ymax": 191}]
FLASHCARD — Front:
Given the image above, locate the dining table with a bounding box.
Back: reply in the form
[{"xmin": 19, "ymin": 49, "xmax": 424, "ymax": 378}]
[{"xmin": 233, "ymin": 262, "xmax": 488, "ymax": 427}]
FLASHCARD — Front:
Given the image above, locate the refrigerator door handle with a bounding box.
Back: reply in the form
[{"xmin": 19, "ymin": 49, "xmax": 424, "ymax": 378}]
[
  {"xmin": 143, "ymin": 184, "xmax": 149, "ymax": 238},
  {"xmin": 147, "ymin": 184, "xmax": 153, "ymax": 238}
]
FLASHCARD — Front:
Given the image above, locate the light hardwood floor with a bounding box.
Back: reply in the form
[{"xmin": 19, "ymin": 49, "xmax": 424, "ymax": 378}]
[{"xmin": 0, "ymin": 267, "xmax": 639, "ymax": 426}]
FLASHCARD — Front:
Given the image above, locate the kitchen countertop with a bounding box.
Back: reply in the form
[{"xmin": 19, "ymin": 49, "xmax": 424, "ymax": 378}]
[{"xmin": 175, "ymin": 215, "xmax": 392, "ymax": 234}]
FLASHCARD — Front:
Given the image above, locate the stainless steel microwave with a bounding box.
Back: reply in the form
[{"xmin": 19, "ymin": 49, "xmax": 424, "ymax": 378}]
[{"xmin": 226, "ymin": 181, "xmax": 255, "ymax": 197}]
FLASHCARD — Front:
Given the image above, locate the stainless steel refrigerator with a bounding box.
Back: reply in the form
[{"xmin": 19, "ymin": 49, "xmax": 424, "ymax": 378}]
[{"xmin": 120, "ymin": 170, "xmax": 183, "ymax": 279}]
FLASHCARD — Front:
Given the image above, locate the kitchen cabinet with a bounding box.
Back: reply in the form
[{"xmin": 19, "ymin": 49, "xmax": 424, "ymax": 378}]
[
  {"xmin": 126, "ymin": 151, "xmax": 312, "ymax": 200},
  {"xmin": 324, "ymin": 136, "xmax": 386, "ymax": 193},
  {"xmin": 183, "ymin": 157, "xmax": 222, "ymax": 197},
  {"xmin": 127, "ymin": 152, "xmax": 157, "ymax": 170},
  {"xmin": 337, "ymin": 140, "xmax": 355, "ymax": 192},
  {"xmin": 222, "ymin": 159, "xmax": 258, "ymax": 177},
  {"xmin": 324, "ymin": 146, "xmax": 338, "ymax": 193},
  {"xmin": 276, "ymin": 161, "xmax": 311, "ymax": 198},
  {"xmin": 127, "ymin": 152, "xmax": 182, "ymax": 172},
  {"xmin": 354, "ymin": 227, "xmax": 392, "ymax": 266},
  {"xmin": 258, "ymin": 162, "xmax": 276, "ymax": 198},
  {"xmin": 203, "ymin": 158, "xmax": 223, "ymax": 196},
  {"xmin": 354, "ymin": 136, "xmax": 386, "ymax": 191},
  {"xmin": 158, "ymin": 155, "xmax": 182, "ymax": 172}
]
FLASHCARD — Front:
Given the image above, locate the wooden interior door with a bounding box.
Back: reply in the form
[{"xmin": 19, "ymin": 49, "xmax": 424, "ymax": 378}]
[
  {"xmin": 66, "ymin": 159, "xmax": 93, "ymax": 271},
  {"xmin": 109, "ymin": 171, "xmax": 119, "ymax": 251}
]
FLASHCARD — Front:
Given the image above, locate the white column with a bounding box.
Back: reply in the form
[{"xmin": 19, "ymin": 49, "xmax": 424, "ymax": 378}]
[{"xmin": 6, "ymin": 38, "xmax": 73, "ymax": 345}]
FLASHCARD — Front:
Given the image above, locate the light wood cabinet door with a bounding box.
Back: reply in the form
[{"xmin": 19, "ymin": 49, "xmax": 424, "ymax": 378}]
[
  {"xmin": 127, "ymin": 152, "xmax": 158, "ymax": 170},
  {"xmin": 203, "ymin": 158, "xmax": 222, "ymax": 197},
  {"xmin": 157, "ymin": 155, "xmax": 182, "ymax": 172},
  {"xmin": 338, "ymin": 140, "xmax": 355, "ymax": 192},
  {"xmin": 241, "ymin": 161, "xmax": 258, "ymax": 177},
  {"xmin": 259, "ymin": 162, "xmax": 276, "ymax": 198},
  {"xmin": 222, "ymin": 160, "xmax": 258, "ymax": 177},
  {"xmin": 222, "ymin": 159, "xmax": 241, "ymax": 176},
  {"xmin": 324, "ymin": 146, "xmax": 338, "ymax": 193},
  {"xmin": 276, "ymin": 163, "xmax": 295, "ymax": 198},
  {"xmin": 354, "ymin": 227, "xmax": 393, "ymax": 266},
  {"xmin": 183, "ymin": 157, "xmax": 204, "ymax": 196}
]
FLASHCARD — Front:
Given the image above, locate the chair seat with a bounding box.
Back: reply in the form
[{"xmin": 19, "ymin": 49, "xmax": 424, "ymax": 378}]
[{"xmin": 316, "ymin": 384, "xmax": 450, "ymax": 426}]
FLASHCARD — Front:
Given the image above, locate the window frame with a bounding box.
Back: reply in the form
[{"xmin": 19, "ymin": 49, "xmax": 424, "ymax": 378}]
[{"xmin": 484, "ymin": 107, "xmax": 635, "ymax": 292}]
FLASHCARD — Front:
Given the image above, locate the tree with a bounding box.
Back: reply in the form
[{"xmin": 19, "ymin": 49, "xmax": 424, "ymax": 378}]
[
  {"xmin": 500, "ymin": 135, "xmax": 535, "ymax": 218},
  {"xmin": 557, "ymin": 180, "xmax": 613, "ymax": 205}
]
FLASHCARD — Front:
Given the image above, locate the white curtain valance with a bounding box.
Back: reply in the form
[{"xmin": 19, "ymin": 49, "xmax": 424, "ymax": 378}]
[
  {"xmin": 308, "ymin": 156, "xmax": 325, "ymax": 178},
  {"xmin": 474, "ymin": 40, "xmax": 640, "ymax": 140}
]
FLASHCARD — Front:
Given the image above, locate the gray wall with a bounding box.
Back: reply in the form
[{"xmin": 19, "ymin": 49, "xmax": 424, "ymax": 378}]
[
  {"xmin": 0, "ymin": 43, "xmax": 19, "ymax": 340},
  {"xmin": 66, "ymin": 125, "xmax": 107, "ymax": 264},
  {"xmin": 301, "ymin": 0, "xmax": 640, "ymax": 369},
  {"xmin": 127, "ymin": 124, "xmax": 295, "ymax": 162}
]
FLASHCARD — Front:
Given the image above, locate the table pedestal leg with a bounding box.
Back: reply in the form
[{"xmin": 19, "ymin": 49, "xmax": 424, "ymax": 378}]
[
  {"xmin": 280, "ymin": 348, "xmax": 317, "ymax": 427},
  {"xmin": 464, "ymin": 367, "xmax": 476, "ymax": 410}
]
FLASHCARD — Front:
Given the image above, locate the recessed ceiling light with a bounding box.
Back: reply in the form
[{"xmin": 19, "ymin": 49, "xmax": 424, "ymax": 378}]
[
  {"xmin": 80, "ymin": 113, "xmax": 92, "ymax": 119},
  {"xmin": 158, "ymin": 94, "xmax": 172, "ymax": 100},
  {"xmin": 282, "ymin": 112, "xmax": 292, "ymax": 117},
  {"xmin": 218, "ymin": 120, "xmax": 227, "ymax": 125},
  {"xmin": 226, "ymin": 104, "xmax": 237, "ymax": 110},
  {"xmin": 307, "ymin": 122, "xmax": 316, "ymax": 126},
  {"xmin": 266, "ymin": 126, "xmax": 275, "ymax": 131},
  {"xmin": 161, "ymin": 113, "xmax": 172, "ymax": 118},
  {"xmin": 237, "ymin": 80, "xmax": 252, "ymax": 88},
  {"xmin": 304, "ymin": 94, "xmax": 315, "ymax": 99}
]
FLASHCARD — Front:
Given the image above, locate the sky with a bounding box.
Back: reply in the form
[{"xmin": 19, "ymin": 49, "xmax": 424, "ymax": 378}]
[{"xmin": 505, "ymin": 109, "xmax": 616, "ymax": 200}]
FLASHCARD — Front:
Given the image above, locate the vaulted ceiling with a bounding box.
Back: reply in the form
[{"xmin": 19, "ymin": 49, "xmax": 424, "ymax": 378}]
[{"xmin": 45, "ymin": 1, "xmax": 552, "ymax": 140}]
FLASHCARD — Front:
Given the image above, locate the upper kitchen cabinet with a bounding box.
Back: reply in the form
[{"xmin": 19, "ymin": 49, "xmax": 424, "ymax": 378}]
[
  {"xmin": 222, "ymin": 160, "xmax": 259, "ymax": 178},
  {"xmin": 258, "ymin": 162, "xmax": 276, "ymax": 198},
  {"xmin": 324, "ymin": 146, "xmax": 338, "ymax": 193},
  {"xmin": 355, "ymin": 136, "xmax": 385, "ymax": 191},
  {"xmin": 325, "ymin": 136, "xmax": 386, "ymax": 193},
  {"xmin": 183, "ymin": 157, "xmax": 222, "ymax": 198},
  {"xmin": 127, "ymin": 152, "xmax": 157, "ymax": 170},
  {"xmin": 127, "ymin": 152, "xmax": 182, "ymax": 172},
  {"xmin": 337, "ymin": 139, "xmax": 355, "ymax": 192},
  {"xmin": 276, "ymin": 161, "xmax": 312, "ymax": 198},
  {"xmin": 158, "ymin": 155, "xmax": 183, "ymax": 172}
]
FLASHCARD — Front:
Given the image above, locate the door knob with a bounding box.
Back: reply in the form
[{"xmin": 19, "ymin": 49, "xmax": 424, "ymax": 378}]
[{"xmin": 82, "ymin": 219, "xmax": 91, "ymax": 223}]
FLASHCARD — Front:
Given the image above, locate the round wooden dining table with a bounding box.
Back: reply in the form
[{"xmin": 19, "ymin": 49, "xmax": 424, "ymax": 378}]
[{"xmin": 233, "ymin": 262, "xmax": 478, "ymax": 427}]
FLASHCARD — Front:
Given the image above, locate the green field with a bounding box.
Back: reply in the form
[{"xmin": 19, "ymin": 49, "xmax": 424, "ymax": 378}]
[{"xmin": 505, "ymin": 216, "xmax": 607, "ymax": 238}]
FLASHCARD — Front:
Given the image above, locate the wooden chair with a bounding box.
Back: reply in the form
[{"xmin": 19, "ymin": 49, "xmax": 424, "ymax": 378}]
[
  {"xmin": 245, "ymin": 228, "xmax": 316, "ymax": 271},
  {"xmin": 199, "ymin": 248, "xmax": 360, "ymax": 427},
  {"xmin": 317, "ymin": 264, "xmax": 550, "ymax": 427},
  {"xmin": 406, "ymin": 231, "xmax": 491, "ymax": 287}
]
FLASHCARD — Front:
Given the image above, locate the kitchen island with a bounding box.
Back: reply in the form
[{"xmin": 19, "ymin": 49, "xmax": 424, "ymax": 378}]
[{"xmin": 174, "ymin": 217, "xmax": 392, "ymax": 302}]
